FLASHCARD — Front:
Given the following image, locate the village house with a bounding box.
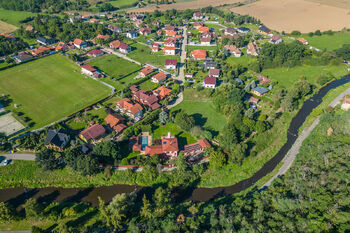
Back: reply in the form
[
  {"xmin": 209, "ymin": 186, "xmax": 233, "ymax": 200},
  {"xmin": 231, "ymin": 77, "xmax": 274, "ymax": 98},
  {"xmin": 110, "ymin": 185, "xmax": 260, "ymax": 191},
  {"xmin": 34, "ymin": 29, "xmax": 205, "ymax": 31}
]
[
  {"xmin": 55, "ymin": 42, "xmax": 67, "ymax": 51},
  {"xmin": 193, "ymin": 12, "xmax": 204, "ymax": 20},
  {"xmin": 257, "ymin": 74, "xmax": 271, "ymax": 85},
  {"xmin": 25, "ymin": 25, "xmax": 34, "ymax": 31},
  {"xmin": 109, "ymin": 40, "xmax": 121, "ymax": 50},
  {"xmin": 258, "ymin": 25, "xmax": 271, "ymax": 35},
  {"xmin": 74, "ymin": 38, "xmax": 87, "ymax": 49},
  {"xmin": 248, "ymin": 96, "xmax": 260, "ymax": 106},
  {"xmin": 82, "ymin": 14, "xmax": 91, "ymax": 21},
  {"xmin": 201, "ymin": 31, "xmax": 212, "ymax": 38},
  {"xmin": 126, "ymin": 30, "xmax": 138, "ymax": 39},
  {"xmin": 87, "ymin": 49, "xmax": 104, "ymax": 57},
  {"xmin": 80, "ymin": 64, "xmax": 103, "ymax": 78},
  {"xmin": 153, "ymin": 86, "xmax": 172, "ymax": 100},
  {"xmin": 156, "ymin": 30, "xmax": 162, "ymax": 36},
  {"xmin": 247, "ymin": 42, "xmax": 259, "ymax": 56},
  {"xmin": 89, "ymin": 18, "xmax": 99, "ymax": 23},
  {"xmin": 341, "ymin": 97, "xmax": 350, "ymax": 111},
  {"xmin": 151, "ymin": 72, "xmax": 167, "ymax": 83},
  {"xmin": 200, "ymin": 37, "xmax": 211, "ymax": 46},
  {"xmin": 198, "ymin": 26, "xmax": 210, "ymax": 33},
  {"xmin": 116, "ymin": 98, "xmax": 143, "ymax": 120},
  {"xmin": 31, "ymin": 46, "xmax": 52, "ymax": 56},
  {"xmin": 252, "ymin": 86, "xmax": 269, "ymax": 96},
  {"xmin": 190, "ymin": 49, "xmax": 207, "ymax": 60},
  {"xmin": 224, "ymin": 45, "xmax": 242, "ymax": 57},
  {"xmin": 153, "ymin": 20, "xmax": 161, "ymax": 27},
  {"xmin": 130, "ymin": 14, "xmax": 143, "ymax": 21},
  {"xmin": 108, "ymin": 24, "xmax": 122, "ymax": 34},
  {"xmin": 184, "ymin": 138, "xmax": 211, "ymax": 157},
  {"xmin": 139, "ymin": 27, "xmax": 152, "ymax": 36},
  {"xmin": 204, "ymin": 59, "xmax": 217, "ymax": 69},
  {"xmin": 129, "ymin": 85, "xmax": 139, "ymax": 94},
  {"xmin": 133, "ymin": 90, "xmax": 160, "ymax": 110},
  {"xmin": 15, "ymin": 53, "xmax": 33, "ymax": 63},
  {"xmin": 135, "ymin": 19, "xmax": 144, "ymax": 28},
  {"xmin": 237, "ymin": 27, "xmax": 250, "ymax": 34},
  {"xmin": 37, "ymin": 37, "xmax": 56, "ymax": 46},
  {"xmin": 224, "ymin": 27, "xmax": 237, "ymax": 36},
  {"xmin": 165, "ymin": 59, "xmax": 177, "ymax": 70},
  {"xmin": 0, "ymin": 33, "xmax": 16, "ymax": 40},
  {"xmin": 119, "ymin": 43, "xmax": 131, "ymax": 53},
  {"xmin": 203, "ymin": 76, "xmax": 217, "ymax": 88},
  {"xmin": 163, "ymin": 46, "xmax": 176, "ymax": 55},
  {"xmin": 79, "ymin": 124, "xmax": 106, "ymax": 143},
  {"xmin": 165, "ymin": 37, "xmax": 177, "ymax": 47},
  {"xmin": 104, "ymin": 113, "xmax": 124, "ymax": 129},
  {"xmin": 193, "ymin": 22, "xmax": 204, "ymax": 30},
  {"xmin": 185, "ymin": 73, "xmax": 194, "ymax": 79},
  {"xmin": 45, "ymin": 129, "xmax": 70, "ymax": 151},
  {"xmin": 152, "ymin": 42, "xmax": 159, "ymax": 52},
  {"xmin": 297, "ymin": 38, "xmax": 309, "ymax": 45},
  {"xmin": 209, "ymin": 68, "xmax": 220, "ymax": 78},
  {"xmin": 270, "ymin": 35, "xmax": 282, "ymax": 44},
  {"xmin": 114, "ymin": 124, "xmax": 127, "ymax": 134},
  {"xmin": 94, "ymin": 34, "xmax": 110, "ymax": 43},
  {"xmin": 139, "ymin": 66, "xmax": 154, "ymax": 77},
  {"xmin": 163, "ymin": 25, "xmax": 176, "ymax": 31},
  {"xmin": 166, "ymin": 30, "xmax": 177, "ymax": 37},
  {"xmin": 131, "ymin": 132, "xmax": 179, "ymax": 158}
]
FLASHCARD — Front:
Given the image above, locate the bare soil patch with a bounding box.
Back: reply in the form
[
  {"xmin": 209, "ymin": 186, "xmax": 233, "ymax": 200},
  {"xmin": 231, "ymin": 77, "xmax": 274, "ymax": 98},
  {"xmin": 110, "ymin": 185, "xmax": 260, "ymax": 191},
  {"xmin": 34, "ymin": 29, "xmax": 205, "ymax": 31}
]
[
  {"xmin": 0, "ymin": 20, "xmax": 17, "ymax": 34},
  {"xmin": 306, "ymin": 0, "xmax": 350, "ymax": 10},
  {"xmin": 232, "ymin": 0, "xmax": 350, "ymax": 33},
  {"xmin": 128, "ymin": 0, "xmax": 242, "ymax": 13}
]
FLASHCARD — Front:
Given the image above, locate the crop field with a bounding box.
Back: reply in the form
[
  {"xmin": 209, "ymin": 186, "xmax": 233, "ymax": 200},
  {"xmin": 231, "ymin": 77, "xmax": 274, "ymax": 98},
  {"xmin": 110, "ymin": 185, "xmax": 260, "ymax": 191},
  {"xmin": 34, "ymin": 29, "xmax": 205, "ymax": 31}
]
[
  {"xmin": 0, "ymin": 9, "xmax": 36, "ymax": 26},
  {"xmin": 0, "ymin": 20, "xmax": 17, "ymax": 33},
  {"xmin": 0, "ymin": 54, "xmax": 111, "ymax": 129},
  {"xmin": 262, "ymin": 64, "xmax": 348, "ymax": 88},
  {"xmin": 232, "ymin": 0, "xmax": 350, "ymax": 33},
  {"xmin": 301, "ymin": 31, "xmax": 350, "ymax": 51},
  {"xmin": 88, "ymin": 54, "xmax": 141, "ymax": 79}
]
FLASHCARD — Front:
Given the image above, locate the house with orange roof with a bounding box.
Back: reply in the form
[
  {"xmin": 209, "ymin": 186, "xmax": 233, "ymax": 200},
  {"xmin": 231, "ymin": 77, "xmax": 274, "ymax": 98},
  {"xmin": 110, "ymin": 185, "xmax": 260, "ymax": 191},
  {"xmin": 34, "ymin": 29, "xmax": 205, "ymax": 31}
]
[
  {"xmin": 152, "ymin": 42, "xmax": 159, "ymax": 52},
  {"xmin": 163, "ymin": 46, "xmax": 176, "ymax": 55},
  {"xmin": 166, "ymin": 30, "xmax": 177, "ymax": 37},
  {"xmin": 113, "ymin": 124, "xmax": 127, "ymax": 134},
  {"xmin": 93, "ymin": 34, "xmax": 110, "ymax": 44},
  {"xmin": 116, "ymin": 98, "xmax": 143, "ymax": 120},
  {"xmin": 79, "ymin": 124, "xmax": 105, "ymax": 142},
  {"xmin": 193, "ymin": 22, "xmax": 204, "ymax": 29},
  {"xmin": 297, "ymin": 38, "xmax": 308, "ymax": 45},
  {"xmin": 153, "ymin": 86, "xmax": 171, "ymax": 100},
  {"xmin": 224, "ymin": 45, "xmax": 242, "ymax": 57},
  {"xmin": 89, "ymin": 18, "xmax": 99, "ymax": 23},
  {"xmin": 193, "ymin": 12, "xmax": 204, "ymax": 20},
  {"xmin": 151, "ymin": 72, "xmax": 167, "ymax": 83},
  {"xmin": 247, "ymin": 42, "xmax": 259, "ymax": 56},
  {"xmin": 73, "ymin": 38, "xmax": 87, "ymax": 49},
  {"xmin": 55, "ymin": 42, "xmax": 66, "ymax": 51},
  {"xmin": 25, "ymin": 25, "xmax": 34, "ymax": 31},
  {"xmin": 109, "ymin": 40, "xmax": 121, "ymax": 50},
  {"xmin": 139, "ymin": 66, "xmax": 154, "ymax": 77},
  {"xmin": 184, "ymin": 138, "xmax": 211, "ymax": 156},
  {"xmin": 198, "ymin": 26, "xmax": 210, "ymax": 33},
  {"xmin": 31, "ymin": 46, "xmax": 52, "ymax": 56},
  {"xmin": 104, "ymin": 113, "xmax": 124, "ymax": 129},
  {"xmin": 190, "ymin": 49, "xmax": 207, "ymax": 60}
]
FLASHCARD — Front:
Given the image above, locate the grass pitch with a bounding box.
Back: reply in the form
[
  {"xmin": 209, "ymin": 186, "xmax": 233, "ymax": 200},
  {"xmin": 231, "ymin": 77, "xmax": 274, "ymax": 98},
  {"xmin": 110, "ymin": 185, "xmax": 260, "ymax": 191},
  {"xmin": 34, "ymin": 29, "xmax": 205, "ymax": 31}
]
[{"xmin": 0, "ymin": 54, "xmax": 111, "ymax": 129}]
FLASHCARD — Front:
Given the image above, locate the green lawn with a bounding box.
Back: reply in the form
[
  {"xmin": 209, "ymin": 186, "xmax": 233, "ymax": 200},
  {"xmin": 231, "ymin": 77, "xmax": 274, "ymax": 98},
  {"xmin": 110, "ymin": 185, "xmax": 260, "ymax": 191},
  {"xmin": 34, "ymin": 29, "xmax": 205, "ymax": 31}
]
[
  {"xmin": 108, "ymin": 0, "xmax": 138, "ymax": 8},
  {"xmin": 172, "ymin": 101, "xmax": 227, "ymax": 133},
  {"xmin": 186, "ymin": 45, "xmax": 218, "ymax": 51},
  {"xmin": 0, "ymin": 54, "xmax": 111, "ymax": 129},
  {"xmin": 0, "ymin": 9, "xmax": 36, "ymax": 26},
  {"xmin": 301, "ymin": 31, "xmax": 350, "ymax": 50},
  {"xmin": 226, "ymin": 55, "xmax": 257, "ymax": 67},
  {"xmin": 88, "ymin": 54, "xmax": 141, "ymax": 79},
  {"xmin": 205, "ymin": 23, "xmax": 225, "ymax": 33},
  {"xmin": 138, "ymin": 79, "xmax": 159, "ymax": 91},
  {"xmin": 128, "ymin": 43, "xmax": 180, "ymax": 68},
  {"xmin": 262, "ymin": 64, "xmax": 348, "ymax": 88},
  {"xmin": 152, "ymin": 123, "xmax": 197, "ymax": 149}
]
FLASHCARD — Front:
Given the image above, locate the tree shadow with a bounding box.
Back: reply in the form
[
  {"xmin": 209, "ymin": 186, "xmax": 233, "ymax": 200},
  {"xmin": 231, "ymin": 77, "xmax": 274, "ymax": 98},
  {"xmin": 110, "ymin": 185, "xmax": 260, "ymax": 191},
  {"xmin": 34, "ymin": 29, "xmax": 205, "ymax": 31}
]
[
  {"xmin": 62, "ymin": 188, "xmax": 93, "ymax": 203},
  {"xmin": 37, "ymin": 190, "xmax": 60, "ymax": 205},
  {"xmin": 7, "ymin": 188, "xmax": 39, "ymax": 209},
  {"xmin": 66, "ymin": 209, "xmax": 98, "ymax": 228}
]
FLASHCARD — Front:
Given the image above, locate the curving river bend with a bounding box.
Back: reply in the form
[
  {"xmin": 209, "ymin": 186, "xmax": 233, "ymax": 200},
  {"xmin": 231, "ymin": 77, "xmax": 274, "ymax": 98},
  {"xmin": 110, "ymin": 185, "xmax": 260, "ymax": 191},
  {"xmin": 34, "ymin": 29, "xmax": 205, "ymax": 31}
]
[{"xmin": 1, "ymin": 75, "xmax": 350, "ymax": 206}]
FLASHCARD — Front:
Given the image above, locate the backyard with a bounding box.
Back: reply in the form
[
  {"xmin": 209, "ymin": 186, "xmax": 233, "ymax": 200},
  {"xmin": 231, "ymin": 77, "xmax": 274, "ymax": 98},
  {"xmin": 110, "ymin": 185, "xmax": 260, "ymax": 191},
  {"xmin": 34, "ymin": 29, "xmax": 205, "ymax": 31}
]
[{"xmin": 0, "ymin": 54, "xmax": 111, "ymax": 129}]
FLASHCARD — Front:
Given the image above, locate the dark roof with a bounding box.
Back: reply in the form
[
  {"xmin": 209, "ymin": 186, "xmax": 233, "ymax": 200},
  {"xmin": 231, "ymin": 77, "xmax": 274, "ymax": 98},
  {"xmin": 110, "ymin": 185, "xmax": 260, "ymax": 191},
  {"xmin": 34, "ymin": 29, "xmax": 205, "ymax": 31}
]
[
  {"xmin": 253, "ymin": 86, "xmax": 269, "ymax": 95},
  {"xmin": 259, "ymin": 25, "xmax": 270, "ymax": 33},
  {"xmin": 16, "ymin": 53, "xmax": 33, "ymax": 61},
  {"xmin": 37, "ymin": 37, "xmax": 55, "ymax": 45},
  {"xmin": 45, "ymin": 129, "xmax": 69, "ymax": 148},
  {"xmin": 238, "ymin": 27, "xmax": 250, "ymax": 32}
]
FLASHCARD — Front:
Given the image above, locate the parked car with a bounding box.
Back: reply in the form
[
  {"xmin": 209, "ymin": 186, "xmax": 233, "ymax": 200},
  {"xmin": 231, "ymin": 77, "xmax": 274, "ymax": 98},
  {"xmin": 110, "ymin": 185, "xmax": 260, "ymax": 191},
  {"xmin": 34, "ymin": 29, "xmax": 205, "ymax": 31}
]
[{"xmin": 2, "ymin": 159, "xmax": 10, "ymax": 166}]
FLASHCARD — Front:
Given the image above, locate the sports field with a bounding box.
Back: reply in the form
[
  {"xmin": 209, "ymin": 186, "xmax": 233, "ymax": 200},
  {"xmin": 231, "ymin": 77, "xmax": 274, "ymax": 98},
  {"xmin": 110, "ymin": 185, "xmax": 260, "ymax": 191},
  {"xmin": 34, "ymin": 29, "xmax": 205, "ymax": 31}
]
[{"xmin": 0, "ymin": 54, "xmax": 111, "ymax": 129}]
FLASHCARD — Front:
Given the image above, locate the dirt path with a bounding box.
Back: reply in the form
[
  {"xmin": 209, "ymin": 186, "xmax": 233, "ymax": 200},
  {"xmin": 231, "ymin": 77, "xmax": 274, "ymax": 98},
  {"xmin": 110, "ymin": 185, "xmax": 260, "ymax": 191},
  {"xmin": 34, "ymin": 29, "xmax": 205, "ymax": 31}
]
[{"xmin": 262, "ymin": 87, "xmax": 350, "ymax": 188}]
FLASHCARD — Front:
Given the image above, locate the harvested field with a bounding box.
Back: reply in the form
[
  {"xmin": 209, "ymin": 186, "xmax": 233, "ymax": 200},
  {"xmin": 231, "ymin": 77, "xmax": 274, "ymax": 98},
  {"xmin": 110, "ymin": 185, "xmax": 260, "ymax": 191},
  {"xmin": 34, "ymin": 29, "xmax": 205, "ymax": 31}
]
[
  {"xmin": 128, "ymin": 0, "xmax": 242, "ymax": 13},
  {"xmin": 0, "ymin": 21, "xmax": 17, "ymax": 34},
  {"xmin": 232, "ymin": 0, "xmax": 350, "ymax": 33},
  {"xmin": 306, "ymin": 0, "xmax": 350, "ymax": 9}
]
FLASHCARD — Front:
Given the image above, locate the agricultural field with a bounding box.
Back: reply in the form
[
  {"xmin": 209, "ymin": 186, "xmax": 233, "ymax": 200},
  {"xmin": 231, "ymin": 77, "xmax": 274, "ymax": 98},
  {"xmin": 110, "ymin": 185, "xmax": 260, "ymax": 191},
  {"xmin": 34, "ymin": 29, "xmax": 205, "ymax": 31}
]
[
  {"xmin": 88, "ymin": 54, "xmax": 141, "ymax": 79},
  {"xmin": 128, "ymin": 43, "xmax": 180, "ymax": 68},
  {"xmin": 0, "ymin": 9, "xmax": 36, "ymax": 27},
  {"xmin": 107, "ymin": 0, "xmax": 138, "ymax": 8},
  {"xmin": 0, "ymin": 20, "xmax": 17, "ymax": 34},
  {"xmin": 0, "ymin": 54, "xmax": 111, "ymax": 129},
  {"xmin": 301, "ymin": 31, "xmax": 350, "ymax": 50},
  {"xmin": 262, "ymin": 64, "xmax": 348, "ymax": 88},
  {"xmin": 232, "ymin": 0, "xmax": 350, "ymax": 32}
]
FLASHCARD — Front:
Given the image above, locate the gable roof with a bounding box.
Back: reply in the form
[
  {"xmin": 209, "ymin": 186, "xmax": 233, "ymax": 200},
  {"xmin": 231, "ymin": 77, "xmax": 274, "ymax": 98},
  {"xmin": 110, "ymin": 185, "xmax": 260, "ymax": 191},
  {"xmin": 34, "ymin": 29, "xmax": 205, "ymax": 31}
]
[
  {"xmin": 253, "ymin": 86, "xmax": 269, "ymax": 95},
  {"xmin": 81, "ymin": 64, "xmax": 96, "ymax": 72},
  {"xmin": 79, "ymin": 124, "xmax": 105, "ymax": 140},
  {"xmin": 184, "ymin": 138, "xmax": 211, "ymax": 154},
  {"xmin": 204, "ymin": 76, "xmax": 217, "ymax": 85},
  {"xmin": 190, "ymin": 49, "xmax": 207, "ymax": 59},
  {"xmin": 110, "ymin": 40, "xmax": 121, "ymax": 49},
  {"xmin": 139, "ymin": 66, "xmax": 154, "ymax": 76},
  {"xmin": 165, "ymin": 59, "xmax": 177, "ymax": 66},
  {"xmin": 74, "ymin": 38, "xmax": 84, "ymax": 45},
  {"xmin": 153, "ymin": 86, "xmax": 171, "ymax": 99},
  {"xmin": 105, "ymin": 113, "xmax": 124, "ymax": 128},
  {"xmin": 198, "ymin": 26, "xmax": 209, "ymax": 32},
  {"xmin": 152, "ymin": 72, "xmax": 167, "ymax": 81},
  {"xmin": 224, "ymin": 45, "xmax": 241, "ymax": 54},
  {"xmin": 45, "ymin": 129, "xmax": 69, "ymax": 148},
  {"xmin": 209, "ymin": 68, "xmax": 220, "ymax": 77},
  {"xmin": 259, "ymin": 25, "xmax": 270, "ymax": 33},
  {"xmin": 87, "ymin": 49, "xmax": 104, "ymax": 56},
  {"xmin": 119, "ymin": 43, "xmax": 129, "ymax": 50}
]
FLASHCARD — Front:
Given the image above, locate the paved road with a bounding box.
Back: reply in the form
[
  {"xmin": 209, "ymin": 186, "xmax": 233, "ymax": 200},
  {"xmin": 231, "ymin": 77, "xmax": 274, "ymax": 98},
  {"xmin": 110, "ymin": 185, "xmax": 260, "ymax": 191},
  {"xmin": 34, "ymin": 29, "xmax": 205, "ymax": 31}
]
[
  {"xmin": 262, "ymin": 87, "xmax": 350, "ymax": 187},
  {"xmin": 0, "ymin": 153, "xmax": 36, "ymax": 161},
  {"xmin": 176, "ymin": 27, "xmax": 187, "ymax": 83}
]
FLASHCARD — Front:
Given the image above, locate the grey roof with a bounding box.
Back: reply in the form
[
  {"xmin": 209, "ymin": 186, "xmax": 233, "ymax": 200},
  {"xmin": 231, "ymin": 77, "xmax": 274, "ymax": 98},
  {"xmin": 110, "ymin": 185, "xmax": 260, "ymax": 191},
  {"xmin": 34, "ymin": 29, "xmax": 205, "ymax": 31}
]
[
  {"xmin": 259, "ymin": 25, "xmax": 270, "ymax": 33},
  {"xmin": 238, "ymin": 27, "xmax": 250, "ymax": 32},
  {"xmin": 45, "ymin": 129, "xmax": 69, "ymax": 148},
  {"xmin": 253, "ymin": 86, "xmax": 269, "ymax": 95},
  {"xmin": 234, "ymin": 78, "xmax": 244, "ymax": 85}
]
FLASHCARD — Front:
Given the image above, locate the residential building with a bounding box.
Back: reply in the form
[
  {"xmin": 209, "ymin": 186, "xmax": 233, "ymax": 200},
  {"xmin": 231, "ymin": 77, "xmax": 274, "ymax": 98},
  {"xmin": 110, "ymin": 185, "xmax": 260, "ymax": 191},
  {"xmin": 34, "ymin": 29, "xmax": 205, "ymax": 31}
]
[
  {"xmin": 258, "ymin": 25, "xmax": 271, "ymax": 35},
  {"xmin": 237, "ymin": 27, "xmax": 250, "ymax": 34},
  {"xmin": 185, "ymin": 73, "xmax": 193, "ymax": 78},
  {"xmin": 152, "ymin": 42, "xmax": 159, "ymax": 52},
  {"xmin": 80, "ymin": 64, "xmax": 103, "ymax": 78},
  {"xmin": 193, "ymin": 22, "xmax": 204, "ymax": 29},
  {"xmin": 119, "ymin": 43, "xmax": 131, "ymax": 53},
  {"xmin": 104, "ymin": 113, "xmax": 124, "ymax": 129},
  {"xmin": 198, "ymin": 26, "xmax": 210, "ymax": 33},
  {"xmin": 151, "ymin": 72, "xmax": 167, "ymax": 83},
  {"xmin": 165, "ymin": 59, "xmax": 177, "ymax": 70},
  {"xmin": 116, "ymin": 98, "xmax": 143, "ymax": 120},
  {"xmin": 224, "ymin": 27, "xmax": 237, "ymax": 36},
  {"xmin": 270, "ymin": 35, "xmax": 282, "ymax": 44},
  {"xmin": 184, "ymin": 138, "xmax": 211, "ymax": 156},
  {"xmin": 163, "ymin": 46, "xmax": 176, "ymax": 55},
  {"xmin": 341, "ymin": 97, "xmax": 350, "ymax": 111},
  {"xmin": 55, "ymin": 42, "xmax": 67, "ymax": 51},
  {"xmin": 203, "ymin": 77, "xmax": 217, "ymax": 88},
  {"xmin": 114, "ymin": 124, "xmax": 127, "ymax": 134},
  {"xmin": 109, "ymin": 40, "xmax": 121, "ymax": 50},
  {"xmin": 201, "ymin": 31, "xmax": 212, "ymax": 38},
  {"xmin": 79, "ymin": 124, "xmax": 106, "ymax": 142},
  {"xmin": 15, "ymin": 53, "xmax": 33, "ymax": 63},
  {"xmin": 247, "ymin": 42, "xmax": 259, "ymax": 56},
  {"xmin": 108, "ymin": 24, "xmax": 122, "ymax": 33},
  {"xmin": 87, "ymin": 49, "xmax": 104, "ymax": 57},
  {"xmin": 126, "ymin": 30, "xmax": 138, "ymax": 39},
  {"xmin": 153, "ymin": 86, "xmax": 172, "ymax": 100},
  {"xmin": 193, "ymin": 12, "xmax": 204, "ymax": 20},
  {"xmin": 190, "ymin": 49, "xmax": 207, "ymax": 60},
  {"xmin": 31, "ymin": 46, "xmax": 52, "ymax": 56},
  {"xmin": 139, "ymin": 66, "xmax": 154, "ymax": 77},
  {"xmin": 164, "ymin": 25, "xmax": 176, "ymax": 31},
  {"xmin": 248, "ymin": 96, "xmax": 260, "ymax": 106},
  {"xmin": 140, "ymin": 27, "xmax": 152, "ymax": 36},
  {"xmin": 166, "ymin": 30, "xmax": 177, "ymax": 37},
  {"xmin": 74, "ymin": 38, "xmax": 87, "ymax": 49},
  {"xmin": 257, "ymin": 74, "xmax": 271, "ymax": 85},
  {"xmin": 209, "ymin": 68, "xmax": 220, "ymax": 78},
  {"xmin": 94, "ymin": 34, "xmax": 110, "ymax": 43},
  {"xmin": 200, "ymin": 37, "xmax": 211, "ymax": 46},
  {"xmin": 297, "ymin": 38, "xmax": 309, "ymax": 45},
  {"xmin": 252, "ymin": 86, "xmax": 269, "ymax": 96},
  {"xmin": 165, "ymin": 37, "xmax": 177, "ymax": 47},
  {"xmin": 89, "ymin": 18, "xmax": 99, "ymax": 23},
  {"xmin": 224, "ymin": 45, "xmax": 242, "ymax": 57},
  {"xmin": 204, "ymin": 59, "xmax": 217, "ymax": 69},
  {"xmin": 45, "ymin": 129, "xmax": 70, "ymax": 151},
  {"xmin": 133, "ymin": 90, "xmax": 160, "ymax": 110},
  {"xmin": 37, "ymin": 37, "xmax": 55, "ymax": 45}
]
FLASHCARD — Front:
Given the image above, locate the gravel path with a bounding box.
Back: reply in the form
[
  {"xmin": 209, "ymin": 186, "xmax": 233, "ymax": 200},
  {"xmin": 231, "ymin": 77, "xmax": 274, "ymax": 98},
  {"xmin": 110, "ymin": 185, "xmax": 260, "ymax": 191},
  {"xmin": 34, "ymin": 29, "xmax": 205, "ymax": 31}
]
[{"xmin": 261, "ymin": 87, "xmax": 350, "ymax": 188}]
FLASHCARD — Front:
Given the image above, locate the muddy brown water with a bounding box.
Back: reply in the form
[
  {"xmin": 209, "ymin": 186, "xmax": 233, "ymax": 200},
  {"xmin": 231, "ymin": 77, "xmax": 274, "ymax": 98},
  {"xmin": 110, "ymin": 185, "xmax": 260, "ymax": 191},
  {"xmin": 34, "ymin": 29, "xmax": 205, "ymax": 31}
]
[{"xmin": 1, "ymin": 75, "xmax": 350, "ymax": 206}]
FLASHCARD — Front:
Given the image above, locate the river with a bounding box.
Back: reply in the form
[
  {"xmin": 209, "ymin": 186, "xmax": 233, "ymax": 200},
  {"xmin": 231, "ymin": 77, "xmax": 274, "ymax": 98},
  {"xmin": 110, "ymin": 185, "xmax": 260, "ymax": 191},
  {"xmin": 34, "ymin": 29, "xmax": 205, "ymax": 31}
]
[{"xmin": 1, "ymin": 75, "xmax": 350, "ymax": 207}]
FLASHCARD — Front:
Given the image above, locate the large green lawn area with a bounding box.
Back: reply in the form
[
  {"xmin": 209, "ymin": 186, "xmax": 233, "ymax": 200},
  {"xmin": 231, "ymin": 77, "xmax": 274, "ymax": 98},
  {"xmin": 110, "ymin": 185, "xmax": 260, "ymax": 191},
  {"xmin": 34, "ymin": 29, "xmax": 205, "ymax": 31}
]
[
  {"xmin": 0, "ymin": 9, "xmax": 36, "ymax": 26},
  {"xmin": 301, "ymin": 31, "xmax": 350, "ymax": 50},
  {"xmin": 0, "ymin": 54, "xmax": 111, "ymax": 129},
  {"xmin": 226, "ymin": 55, "xmax": 257, "ymax": 67},
  {"xmin": 88, "ymin": 54, "xmax": 141, "ymax": 79},
  {"xmin": 128, "ymin": 43, "xmax": 180, "ymax": 68},
  {"xmin": 262, "ymin": 64, "xmax": 348, "ymax": 88}
]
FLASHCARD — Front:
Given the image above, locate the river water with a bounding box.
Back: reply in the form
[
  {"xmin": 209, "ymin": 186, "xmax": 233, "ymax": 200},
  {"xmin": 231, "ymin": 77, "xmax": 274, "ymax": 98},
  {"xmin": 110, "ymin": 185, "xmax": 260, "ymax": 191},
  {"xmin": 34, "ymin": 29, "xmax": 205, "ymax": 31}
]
[{"xmin": 1, "ymin": 75, "xmax": 350, "ymax": 206}]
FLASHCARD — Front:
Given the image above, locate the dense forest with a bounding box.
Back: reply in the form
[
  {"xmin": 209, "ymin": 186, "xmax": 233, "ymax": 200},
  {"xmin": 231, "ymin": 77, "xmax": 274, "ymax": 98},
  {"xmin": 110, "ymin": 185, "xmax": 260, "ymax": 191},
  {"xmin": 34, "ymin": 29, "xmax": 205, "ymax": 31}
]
[{"xmin": 0, "ymin": 0, "xmax": 88, "ymax": 13}]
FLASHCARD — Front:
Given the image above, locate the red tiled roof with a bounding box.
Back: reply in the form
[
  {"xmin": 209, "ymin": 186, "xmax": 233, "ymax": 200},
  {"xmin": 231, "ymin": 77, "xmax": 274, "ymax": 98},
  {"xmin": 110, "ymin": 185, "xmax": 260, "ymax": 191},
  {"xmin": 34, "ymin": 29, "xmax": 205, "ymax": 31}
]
[
  {"xmin": 209, "ymin": 68, "xmax": 220, "ymax": 77},
  {"xmin": 87, "ymin": 49, "xmax": 104, "ymax": 56},
  {"xmin": 204, "ymin": 76, "xmax": 217, "ymax": 85},
  {"xmin": 119, "ymin": 43, "xmax": 129, "ymax": 50},
  {"xmin": 184, "ymin": 138, "xmax": 211, "ymax": 154},
  {"xmin": 113, "ymin": 124, "xmax": 127, "ymax": 133},
  {"xmin": 105, "ymin": 113, "xmax": 124, "ymax": 128},
  {"xmin": 165, "ymin": 59, "xmax": 177, "ymax": 66},
  {"xmin": 139, "ymin": 66, "xmax": 153, "ymax": 76},
  {"xmin": 79, "ymin": 124, "xmax": 105, "ymax": 140},
  {"xmin": 190, "ymin": 49, "xmax": 207, "ymax": 59},
  {"xmin": 81, "ymin": 64, "xmax": 96, "ymax": 72},
  {"xmin": 152, "ymin": 72, "xmax": 167, "ymax": 82},
  {"xmin": 153, "ymin": 86, "xmax": 171, "ymax": 99},
  {"xmin": 55, "ymin": 42, "xmax": 65, "ymax": 50},
  {"xmin": 74, "ymin": 38, "xmax": 84, "ymax": 45},
  {"xmin": 162, "ymin": 137, "xmax": 178, "ymax": 152},
  {"xmin": 198, "ymin": 26, "xmax": 209, "ymax": 32},
  {"xmin": 96, "ymin": 34, "xmax": 110, "ymax": 40}
]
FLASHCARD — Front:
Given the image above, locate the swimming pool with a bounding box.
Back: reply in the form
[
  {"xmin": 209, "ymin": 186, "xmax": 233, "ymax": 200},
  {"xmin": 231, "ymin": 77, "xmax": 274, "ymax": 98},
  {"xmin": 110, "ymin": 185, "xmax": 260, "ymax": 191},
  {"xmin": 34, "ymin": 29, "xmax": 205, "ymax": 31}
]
[{"xmin": 141, "ymin": 136, "xmax": 148, "ymax": 150}]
